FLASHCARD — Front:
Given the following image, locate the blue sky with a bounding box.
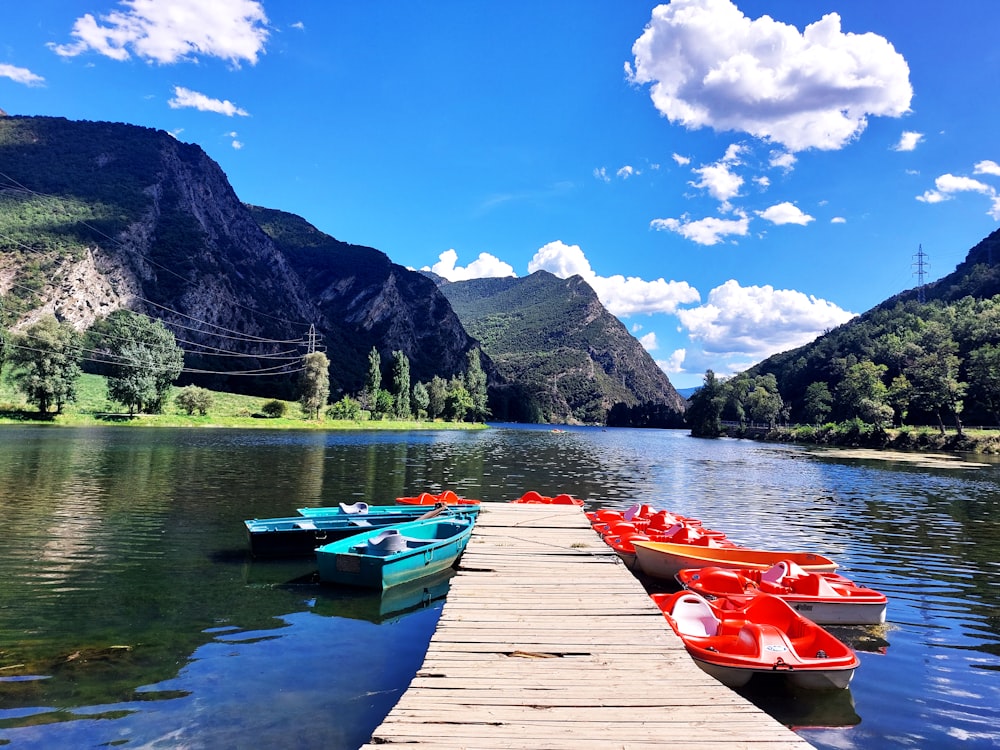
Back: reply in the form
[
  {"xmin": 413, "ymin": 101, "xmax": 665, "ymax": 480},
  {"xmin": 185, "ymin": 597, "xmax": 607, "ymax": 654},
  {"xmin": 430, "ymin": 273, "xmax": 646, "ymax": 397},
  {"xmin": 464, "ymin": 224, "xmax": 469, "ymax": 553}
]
[{"xmin": 2, "ymin": 1, "xmax": 999, "ymax": 389}]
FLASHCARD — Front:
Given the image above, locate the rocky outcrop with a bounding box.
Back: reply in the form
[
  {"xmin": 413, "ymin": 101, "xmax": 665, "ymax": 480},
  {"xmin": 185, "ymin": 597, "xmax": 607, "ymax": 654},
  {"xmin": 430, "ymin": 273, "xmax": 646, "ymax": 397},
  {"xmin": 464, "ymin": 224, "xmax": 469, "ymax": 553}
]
[
  {"xmin": 0, "ymin": 115, "xmax": 478, "ymax": 397},
  {"xmin": 438, "ymin": 271, "xmax": 686, "ymax": 424}
]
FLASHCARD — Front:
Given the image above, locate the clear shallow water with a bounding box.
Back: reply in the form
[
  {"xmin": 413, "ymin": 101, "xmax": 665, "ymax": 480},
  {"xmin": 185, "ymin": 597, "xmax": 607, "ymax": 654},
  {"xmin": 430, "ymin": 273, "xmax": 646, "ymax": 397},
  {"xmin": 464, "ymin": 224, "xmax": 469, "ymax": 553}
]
[{"xmin": 0, "ymin": 424, "xmax": 998, "ymax": 749}]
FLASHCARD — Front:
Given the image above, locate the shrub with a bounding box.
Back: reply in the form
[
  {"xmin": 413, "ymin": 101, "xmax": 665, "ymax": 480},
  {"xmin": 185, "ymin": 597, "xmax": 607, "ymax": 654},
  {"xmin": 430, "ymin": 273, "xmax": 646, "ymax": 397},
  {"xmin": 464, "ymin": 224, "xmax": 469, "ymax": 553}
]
[
  {"xmin": 261, "ymin": 399, "xmax": 288, "ymax": 418},
  {"xmin": 174, "ymin": 385, "xmax": 213, "ymax": 416}
]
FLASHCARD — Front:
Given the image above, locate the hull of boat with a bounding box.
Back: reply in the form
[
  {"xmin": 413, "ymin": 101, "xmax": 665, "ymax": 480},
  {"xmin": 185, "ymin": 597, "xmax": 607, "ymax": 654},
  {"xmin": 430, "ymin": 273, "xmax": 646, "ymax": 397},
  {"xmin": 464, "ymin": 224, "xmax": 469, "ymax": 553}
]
[
  {"xmin": 634, "ymin": 541, "xmax": 837, "ymax": 581},
  {"xmin": 655, "ymin": 591, "xmax": 859, "ymax": 691},
  {"xmin": 785, "ymin": 598, "xmax": 886, "ymax": 626},
  {"xmin": 676, "ymin": 565, "xmax": 887, "ymax": 625},
  {"xmin": 316, "ymin": 517, "xmax": 474, "ymax": 589}
]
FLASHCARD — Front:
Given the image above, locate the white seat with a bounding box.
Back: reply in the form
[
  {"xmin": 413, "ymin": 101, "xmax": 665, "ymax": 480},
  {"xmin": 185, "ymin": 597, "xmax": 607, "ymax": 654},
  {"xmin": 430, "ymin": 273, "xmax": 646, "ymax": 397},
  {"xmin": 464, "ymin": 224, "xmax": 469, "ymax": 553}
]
[
  {"xmin": 339, "ymin": 502, "xmax": 370, "ymax": 515},
  {"xmin": 762, "ymin": 561, "xmax": 790, "ymax": 584},
  {"xmin": 671, "ymin": 595, "xmax": 721, "ymax": 637}
]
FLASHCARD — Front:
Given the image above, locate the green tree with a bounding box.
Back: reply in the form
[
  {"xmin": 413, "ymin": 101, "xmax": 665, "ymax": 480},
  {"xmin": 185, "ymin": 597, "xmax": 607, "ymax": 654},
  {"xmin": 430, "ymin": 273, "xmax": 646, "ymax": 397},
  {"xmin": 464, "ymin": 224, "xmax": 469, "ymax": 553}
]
[
  {"xmin": 745, "ymin": 374, "xmax": 783, "ymax": 428},
  {"xmin": 9, "ymin": 315, "xmax": 82, "ymax": 413},
  {"xmin": 174, "ymin": 385, "xmax": 213, "ymax": 415},
  {"xmin": 94, "ymin": 310, "xmax": 184, "ymax": 414},
  {"xmin": 904, "ymin": 323, "xmax": 966, "ymax": 435},
  {"xmin": 835, "ymin": 360, "xmax": 890, "ymax": 425},
  {"xmin": 373, "ymin": 388, "xmax": 394, "ymax": 419},
  {"xmin": 685, "ymin": 370, "xmax": 726, "ymax": 437},
  {"xmin": 802, "ymin": 381, "xmax": 833, "ymax": 425},
  {"xmin": 887, "ymin": 374, "xmax": 912, "ymax": 426},
  {"xmin": 327, "ymin": 395, "xmax": 362, "ymax": 420},
  {"xmin": 362, "ymin": 347, "xmax": 382, "ymax": 411},
  {"xmin": 0, "ymin": 326, "xmax": 8, "ymax": 378},
  {"xmin": 299, "ymin": 351, "xmax": 330, "ymax": 419},
  {"xmin": 427, "ymin": 375, "xmax": 448, "ymax": 420},
  {"xmin": 444, "ymin": 377, "xmax": 473, "ymax": 422},
  {"xmin": 464, "ymin": 348, "xmax": 490, "ymax": 421},
  {"xmin": 967, "ymin": 344, "xmax": 1000, "ymax": 424},
  {"xmin": 411, "ymin": 381, "xmax": 430, "ymax": 420},
  {"xmin": 390, "ymin": 350, "xmax": 411, "ymax": 420}
]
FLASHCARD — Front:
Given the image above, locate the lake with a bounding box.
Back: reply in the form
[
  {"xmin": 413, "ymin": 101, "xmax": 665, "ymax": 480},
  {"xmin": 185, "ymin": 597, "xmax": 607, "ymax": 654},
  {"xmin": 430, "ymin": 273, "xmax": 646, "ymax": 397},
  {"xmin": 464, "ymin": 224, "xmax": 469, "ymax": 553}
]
[{"xmin": 0, "ymin": 424, "xmax": 998, "ymax": 749}]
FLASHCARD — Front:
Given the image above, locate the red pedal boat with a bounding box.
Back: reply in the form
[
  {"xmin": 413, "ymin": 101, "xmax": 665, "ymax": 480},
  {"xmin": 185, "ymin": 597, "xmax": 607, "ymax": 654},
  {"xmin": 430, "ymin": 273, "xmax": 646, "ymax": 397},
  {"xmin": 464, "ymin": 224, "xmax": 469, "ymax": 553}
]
[
  {"xmin": 396, "ymin": 490, "xmax": 480, "ymax": 506},
  {"xmin": 677, "ymin": 560, "xmax": 887, "ymax": 625},
  {"xmin": 653, "ymin": 590, "xmax": 860, "ymax": 690}
]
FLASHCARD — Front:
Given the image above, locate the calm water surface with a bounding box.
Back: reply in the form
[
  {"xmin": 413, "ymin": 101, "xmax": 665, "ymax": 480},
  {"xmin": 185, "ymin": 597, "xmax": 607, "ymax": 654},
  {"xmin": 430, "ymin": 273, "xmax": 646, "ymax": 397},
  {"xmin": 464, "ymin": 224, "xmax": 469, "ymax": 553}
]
[{"xmin": 0, "ymin": 424, "xmax": 998, "ymax": 749}]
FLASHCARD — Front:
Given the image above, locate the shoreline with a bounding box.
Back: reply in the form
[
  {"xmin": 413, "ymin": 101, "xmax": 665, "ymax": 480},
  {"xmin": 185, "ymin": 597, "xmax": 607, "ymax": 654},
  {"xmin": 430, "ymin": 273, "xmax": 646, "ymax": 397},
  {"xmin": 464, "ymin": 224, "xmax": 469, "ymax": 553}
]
[{"xmin": 715, "ymin": 423, "xmax": 1000, "ymax": 455}]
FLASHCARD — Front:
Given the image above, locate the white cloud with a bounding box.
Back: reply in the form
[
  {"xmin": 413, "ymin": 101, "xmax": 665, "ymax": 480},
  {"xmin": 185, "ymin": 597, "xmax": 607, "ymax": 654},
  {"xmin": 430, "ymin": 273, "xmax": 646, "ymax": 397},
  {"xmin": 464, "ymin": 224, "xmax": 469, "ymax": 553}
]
[
  {"xmin": 528, "ymin": 240, "xmax": 700, "ymax": 316},
  {"xmin": 769, "ymin": 151, "xmax": 797, "ymax": 170},
  {"xmin": 918, "ymin": 171, "xmax": 1000, "ymax": 219},
  {"xmin": 424, "ymin": 249, "xmax": 515, "ymax": 282},
  {"xmin": 975, "ymin": 160, "xmax": 1000, "ymax": 177},
  {"xmin": 756, "ymin": 202, "xmax": 814, "ymax": 225},
  {"xmin": 593, "ymin": 167, "xmax": 610, "ymax": 182},
  {"xmin": 650, "ymin": 213, "xmax": 750, "ymax": 246},
  {"xmin": 49, "ymin": 0, "xmax": 269, "ymax": 66},
  {"xmin": 0, "ymin": 63, "xmax": 44, "ymax": 86},
  {"xmin": 672, "ymin": 153, "xmax": 691, "ymax": 166},
  {"xmin": 231, "ymin": 140, "xmax": 244, "ymax": 150},
  {"xmin": 168, "ymin": 86, "xmax": 248, "ymax": 116},
  {"xmin": 639, "ymin": 332, "xmax": 658, "ymax": 351},
  {"xmin": 691, "ymin": 161, "xmax": 743, "ymax": 203},
  {"xmin": 626, "ymin": 0, "xmax": 912, "ymax": 152},
  {"xmin": 893, "ymin": 131, "xmax": 924, "ymax": 151},
  {"xmin": 617, "ymin": 165, "xmax": 637, "ymax": 179},
  {"xmin": 831, "ymin": 216, "xmax": 847, "ymax": 224},
  {"xmin": 676, "ymin": 280, "xmax": 855, "ymax": 360},
  {"xmin": 658, "ymin": 349, "xmax": 687, "ymax": 374}
]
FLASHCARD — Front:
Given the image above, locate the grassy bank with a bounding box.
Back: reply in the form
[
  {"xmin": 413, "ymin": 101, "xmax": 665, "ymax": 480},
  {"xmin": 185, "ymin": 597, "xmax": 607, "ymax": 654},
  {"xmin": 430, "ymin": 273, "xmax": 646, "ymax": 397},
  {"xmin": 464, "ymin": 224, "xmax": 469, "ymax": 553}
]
[
  {"xmin": 0, "ymin": 373, "xmax": 486, "ymax": 431},
  {"xmin": 722, "ymin": 421, "xmax": 1000, "ymax": 455}
]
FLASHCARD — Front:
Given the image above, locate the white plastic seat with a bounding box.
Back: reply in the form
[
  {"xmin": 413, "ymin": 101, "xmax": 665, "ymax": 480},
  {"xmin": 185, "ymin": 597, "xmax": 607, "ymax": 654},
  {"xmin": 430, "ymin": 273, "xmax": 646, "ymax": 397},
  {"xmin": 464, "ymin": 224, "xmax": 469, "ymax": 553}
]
[
  {"xmin": 762, "ymin": 561, "xmax": 790, "ymax": 584},
  {"xmin": 671, "ymin": 595, "xmax": 721, "ymax": 637},
  {"xmin": 339, "ymin": 502, "xmax": 370, "ymax": 514}
]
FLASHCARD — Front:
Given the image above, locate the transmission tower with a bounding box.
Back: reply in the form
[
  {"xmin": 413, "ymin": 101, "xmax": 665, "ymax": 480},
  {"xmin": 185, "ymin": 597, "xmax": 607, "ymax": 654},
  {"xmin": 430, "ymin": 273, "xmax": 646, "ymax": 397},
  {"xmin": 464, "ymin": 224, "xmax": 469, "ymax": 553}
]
[
  {"xmin": 307, "ymin": 324, "xmax": 317, "ymax": 354},
  {"xmin": 912, "ymin": 244, "xmax": 929, "ymax": 303}
]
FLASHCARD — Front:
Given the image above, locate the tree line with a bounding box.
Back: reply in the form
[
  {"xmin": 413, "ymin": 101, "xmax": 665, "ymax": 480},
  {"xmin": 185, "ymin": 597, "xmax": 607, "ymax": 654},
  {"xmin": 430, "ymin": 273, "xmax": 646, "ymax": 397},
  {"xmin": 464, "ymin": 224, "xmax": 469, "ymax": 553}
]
[
  {"xmin": 687, "ymin": 295, "xmax": 1000, "ymax": 438},
  {"xmin": 0, "ymin": 310, "xmax": 490, "ymax": 424}
]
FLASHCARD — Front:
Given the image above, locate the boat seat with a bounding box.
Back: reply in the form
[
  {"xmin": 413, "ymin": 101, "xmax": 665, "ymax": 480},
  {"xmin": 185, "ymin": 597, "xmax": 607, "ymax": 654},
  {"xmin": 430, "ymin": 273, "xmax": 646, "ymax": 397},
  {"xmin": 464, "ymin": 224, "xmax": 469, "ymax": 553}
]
[
  {"xmin": 796, "ymin": 574, "xmax": 841, "ymax": 597},
  {"xmin": 339, "ymin": 502, "xmax": 370, "ymax": 514},
  {"xmin": 762, "ymin": 561, "xmax": 790, "ymax": 584},
  {"xmin": 294, "ymin": 520, "xmax": 317, "ymax": 530},
  {"xmin": 349, "ymin": 519, "xmax": 373, "ymax": 527},
  {"xmin": 671, "ymin": 595, "xmax": 721, "ymax": 637},
  {"xmin": 366, "ymin": 529, "xmax": 408, "ymax": 555}
]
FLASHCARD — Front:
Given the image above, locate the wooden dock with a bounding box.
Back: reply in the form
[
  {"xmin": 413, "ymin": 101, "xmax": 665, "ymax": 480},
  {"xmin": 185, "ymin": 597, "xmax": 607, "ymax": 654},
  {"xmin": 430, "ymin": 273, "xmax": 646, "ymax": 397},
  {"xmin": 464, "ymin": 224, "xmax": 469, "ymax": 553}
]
[{"xmin": 362, "ymin": 503, "xmax": 814, "ymax": 749}]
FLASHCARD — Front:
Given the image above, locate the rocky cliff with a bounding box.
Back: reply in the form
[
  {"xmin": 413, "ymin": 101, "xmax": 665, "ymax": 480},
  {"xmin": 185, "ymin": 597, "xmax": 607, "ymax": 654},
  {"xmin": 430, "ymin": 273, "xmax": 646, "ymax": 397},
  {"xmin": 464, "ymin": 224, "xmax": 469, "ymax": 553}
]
[
  {"xmin": 0, "ymin": 115, "xmax": 477, "ymax": 396},
  {"xmin": 438, "ymin": 271, "xmax": 687, "ymax": 425}
]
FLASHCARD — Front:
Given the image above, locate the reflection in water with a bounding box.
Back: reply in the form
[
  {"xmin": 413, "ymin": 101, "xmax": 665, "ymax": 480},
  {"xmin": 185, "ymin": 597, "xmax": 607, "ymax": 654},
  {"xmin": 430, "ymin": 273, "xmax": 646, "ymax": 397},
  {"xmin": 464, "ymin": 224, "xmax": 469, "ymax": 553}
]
[{"xmin": 0, "ymin": 425, "xmax": 998, "ymax": 749}]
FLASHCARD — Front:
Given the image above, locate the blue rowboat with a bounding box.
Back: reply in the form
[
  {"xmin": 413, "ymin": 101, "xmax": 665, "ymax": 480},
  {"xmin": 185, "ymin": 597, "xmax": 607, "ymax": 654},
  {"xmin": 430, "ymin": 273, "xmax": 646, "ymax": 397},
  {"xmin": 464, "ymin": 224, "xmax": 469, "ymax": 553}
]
[
  {"xmin": 315, "ymin": 515, "xmax": 475, "ymax": 589},
  {"xmin": 245, "ymin": 504, "xmax": 477, "ymax": 558},
  {"xmin": 296, "ymin": 501, "xmax": 481, "ymax": 518}
]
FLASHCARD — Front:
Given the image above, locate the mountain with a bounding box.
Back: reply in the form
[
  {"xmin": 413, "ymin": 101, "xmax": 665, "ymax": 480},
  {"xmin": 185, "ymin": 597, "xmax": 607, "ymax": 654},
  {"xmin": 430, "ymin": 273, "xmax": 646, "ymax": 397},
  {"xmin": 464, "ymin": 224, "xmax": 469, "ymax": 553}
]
[
  {"xmin": 745, "ymin": 227, "xmax": 1000, "ymax": 424},
  {"xmin": 0, "ymin": 115, "xmax": 478, "ymax": 397},
  {"xmin": 436, "ymin": 271, "xmax": 687, "ymax": 425}
]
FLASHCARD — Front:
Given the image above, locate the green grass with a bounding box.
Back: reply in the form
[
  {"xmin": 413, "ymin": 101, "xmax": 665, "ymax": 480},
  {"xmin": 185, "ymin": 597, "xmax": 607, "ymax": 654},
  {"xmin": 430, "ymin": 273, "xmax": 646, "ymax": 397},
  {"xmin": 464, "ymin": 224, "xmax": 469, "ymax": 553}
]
[{"xmin": 0, "ymin": 372, "xmax": 485, "ymax": 431}]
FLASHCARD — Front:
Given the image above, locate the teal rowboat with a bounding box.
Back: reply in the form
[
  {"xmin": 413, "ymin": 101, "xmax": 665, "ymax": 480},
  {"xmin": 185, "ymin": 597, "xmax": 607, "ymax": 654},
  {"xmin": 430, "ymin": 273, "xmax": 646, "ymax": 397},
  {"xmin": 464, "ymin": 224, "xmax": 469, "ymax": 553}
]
[
  {"xmin": 247, "ymin": 504, "xmax": 479, "ymax": 558},
  {"xmin": 315, "ymin": 516, "xmax": 475, "ymax": 589}
]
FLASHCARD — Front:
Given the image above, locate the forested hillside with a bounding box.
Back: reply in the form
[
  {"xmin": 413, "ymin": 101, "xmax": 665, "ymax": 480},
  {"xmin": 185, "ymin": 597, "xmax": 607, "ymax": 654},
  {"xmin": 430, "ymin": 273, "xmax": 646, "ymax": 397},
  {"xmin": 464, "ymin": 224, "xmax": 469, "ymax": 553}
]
[
  {"xmin": 687, "ymin": 229, "xmax": 1000, "ymax": 437},
  {"xmin": 438, "ymin": 271, "xmax": 686, "ymax": 425}
]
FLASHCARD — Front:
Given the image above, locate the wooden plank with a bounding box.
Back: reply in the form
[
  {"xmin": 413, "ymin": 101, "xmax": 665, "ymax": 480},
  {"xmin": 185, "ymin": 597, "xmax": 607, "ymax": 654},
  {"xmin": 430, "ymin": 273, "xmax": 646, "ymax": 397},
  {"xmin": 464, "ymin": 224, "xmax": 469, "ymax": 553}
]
[{"xmin": 361, "ymin": 503, "xmax": 812, "ymax": 749}]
